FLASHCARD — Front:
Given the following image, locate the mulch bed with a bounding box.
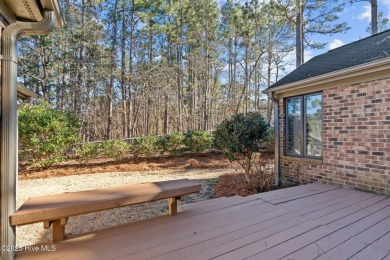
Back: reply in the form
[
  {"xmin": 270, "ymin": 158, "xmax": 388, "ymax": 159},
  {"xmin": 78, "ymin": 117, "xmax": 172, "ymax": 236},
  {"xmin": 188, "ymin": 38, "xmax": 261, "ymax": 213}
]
[
  {"xmin": 212, "ymin": 152, "xmax": 299, "ymax": 198},
  {"xmin": 213, "ymin": 170, "xmax": 298, "ymax": 198}
]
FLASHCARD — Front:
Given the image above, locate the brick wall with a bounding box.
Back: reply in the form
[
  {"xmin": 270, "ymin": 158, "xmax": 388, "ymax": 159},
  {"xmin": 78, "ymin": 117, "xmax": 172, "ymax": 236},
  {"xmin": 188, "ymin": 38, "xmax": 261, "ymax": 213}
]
[{"xmin": 279, "ymin": 77, "xmax": 390, "ymax": 195}]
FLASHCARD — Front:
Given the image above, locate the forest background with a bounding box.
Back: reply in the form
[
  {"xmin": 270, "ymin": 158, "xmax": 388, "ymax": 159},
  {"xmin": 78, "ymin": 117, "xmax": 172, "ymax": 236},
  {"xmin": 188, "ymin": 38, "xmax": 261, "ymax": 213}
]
[{"xmin": 17, "ymin": 0, "xmax": 388, "ymax": 142}]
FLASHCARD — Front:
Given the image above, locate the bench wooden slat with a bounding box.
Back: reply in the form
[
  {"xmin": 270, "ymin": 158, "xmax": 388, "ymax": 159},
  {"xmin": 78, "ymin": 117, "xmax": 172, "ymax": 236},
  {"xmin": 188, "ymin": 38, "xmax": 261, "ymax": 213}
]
[{"xmin": 12, "ymin": 179, "xmax": 200, "ymax": 226}]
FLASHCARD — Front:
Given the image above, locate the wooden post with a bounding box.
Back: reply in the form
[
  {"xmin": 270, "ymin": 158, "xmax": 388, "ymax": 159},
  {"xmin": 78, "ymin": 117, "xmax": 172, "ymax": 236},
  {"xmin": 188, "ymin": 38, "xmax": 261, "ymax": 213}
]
[
  {"xmin": 52, "ymin": 218, "xmax": 67, "ymax": 242},
  {"xmin": 43, "ymin": 220, "xmax": 52, "ymax": 229},
  {"xmin": 167, "ymin": 197, "xmax": 177, "ymax": 216}
]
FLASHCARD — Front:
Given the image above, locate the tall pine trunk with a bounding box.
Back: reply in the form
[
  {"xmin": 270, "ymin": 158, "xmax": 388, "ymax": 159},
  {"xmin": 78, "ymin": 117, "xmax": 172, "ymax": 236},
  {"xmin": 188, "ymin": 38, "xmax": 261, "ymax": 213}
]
[
  {"xmin": 295, "ymin": 0, "xmax": 304, "ymax": 67},
  {"xmin": 120, "ymin": 5, "xmax": 128, "ymax": 138},
  {"xmin": 75, "ymin": 0, "xmax": 86, "ymax": 115},
  {"xmin": 127, "ymin": 0, "xmax": 135, "ymax": 137},
  {"xmin": 106, "ymin": 0, "xmax": 119, "ymax": 139},
  {"xmin": 371, "ymin": 0, "xmax": 378, "ymax": 35}
]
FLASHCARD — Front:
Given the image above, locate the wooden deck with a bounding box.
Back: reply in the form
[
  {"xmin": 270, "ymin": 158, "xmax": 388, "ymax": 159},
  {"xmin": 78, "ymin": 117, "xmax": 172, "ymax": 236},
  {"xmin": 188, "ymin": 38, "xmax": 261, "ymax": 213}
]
[{"xmin": 17, "ymin": 183, "xmax": 390, "ymax": 260}]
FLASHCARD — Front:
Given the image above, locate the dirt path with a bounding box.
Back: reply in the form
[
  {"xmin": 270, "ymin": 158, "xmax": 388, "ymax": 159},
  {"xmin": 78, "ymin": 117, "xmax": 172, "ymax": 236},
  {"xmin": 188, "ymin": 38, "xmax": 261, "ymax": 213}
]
[{"xmin": 16, "ymin": 167, "xmax": 237, "ymax": 247}]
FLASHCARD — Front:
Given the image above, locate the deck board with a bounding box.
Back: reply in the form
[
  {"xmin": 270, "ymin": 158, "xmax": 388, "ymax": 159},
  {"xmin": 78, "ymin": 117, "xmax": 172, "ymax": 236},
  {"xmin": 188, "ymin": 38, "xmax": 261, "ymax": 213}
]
[
  {"xmin": 283, "ymin": 204, "xmax": 390, "ymax": 260},
  {"xmin": 133, "ymin": 189, "xmax": 372, "ymax": 256},
  {"xmin": 255, "ymin": 182, "xmax": 340, "ymax": 204},
  {"xmin": 381, "ymin": 253, "xmax": 390, "ymax": 260},
  {"xmin": 16, "ymin": 183, "xmax": 390, "ymax": 260},
  {"xmin": 350, "ymin": 232, "xmax": 390, "ymax": 260},
  {"xmin": 158, "ymin": 190, "xmax": 371, "ymax": 259},
  {"xmin": 168, "ymin": 212, "xmax": 307, "ymax": 260},
  {"xmin": 106, "ymin": 200, "xmax": 277, "ymax": 259},
  {"xmin": 180, "ymin": 195, "xmax": 241, "ymax": 210},
  {"xmin": 249, "ymin": 196, "xmax": 389, "ymax": 259},
  {"xmin": 184, "ymin": 216, "xmax": 313, "ymax": 260},
  {"xmin": 120, "ymin": 208, "xmax": 288, "ymax": 260},
  {"xmin": 206, "ymin": 191, "xmax": 381, "ymax": 260},
  {"xmin": 212, "ymin": 220, "xmax": 322, "ymax": 260},
  {"xmin": 53, "ymin": 191, "xmax": 260, "ymax": 250},
  {"xmin": 280, "ymin": 187, "xmax": 360, "ymax": 211},
  {"xmin": 18, "ymin": 198, "xmax": 265, "ymax": 259},
  {"xmin": 315, "ymin": 212, "xmax": 390, "ymax": 260},
  {"xmin": 246, "ymin": 225, "xmax": 335, "ymax": 260}
]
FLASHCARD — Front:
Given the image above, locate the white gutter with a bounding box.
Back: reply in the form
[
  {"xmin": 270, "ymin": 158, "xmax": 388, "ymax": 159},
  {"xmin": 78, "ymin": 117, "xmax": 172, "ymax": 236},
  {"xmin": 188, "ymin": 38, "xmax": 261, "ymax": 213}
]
[
  {"xmin": 42, "ymin": 0, "xmax": 65, "ymax": 27},
  {"xmin": 263, "ymin": 57, "xmax": 390, "ymax": 94},
  {"xmin": 1, "ymin": 11, "xmax": 55, "ymax": 260}
]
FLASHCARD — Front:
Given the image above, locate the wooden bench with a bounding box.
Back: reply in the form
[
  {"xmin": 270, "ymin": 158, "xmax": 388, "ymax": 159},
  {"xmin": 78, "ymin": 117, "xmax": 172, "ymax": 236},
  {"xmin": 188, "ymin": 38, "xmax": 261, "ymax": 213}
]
[{"xmin": 11, "ymin": 179, "xmax": 201, "ymax": 242}]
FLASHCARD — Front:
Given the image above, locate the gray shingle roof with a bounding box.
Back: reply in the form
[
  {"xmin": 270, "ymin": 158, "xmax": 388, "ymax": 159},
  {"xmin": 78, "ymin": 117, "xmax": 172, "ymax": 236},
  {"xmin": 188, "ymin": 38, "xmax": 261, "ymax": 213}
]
[{"xmin": 267, "ymin": 29, "xmax": 390, "ymax": 90}]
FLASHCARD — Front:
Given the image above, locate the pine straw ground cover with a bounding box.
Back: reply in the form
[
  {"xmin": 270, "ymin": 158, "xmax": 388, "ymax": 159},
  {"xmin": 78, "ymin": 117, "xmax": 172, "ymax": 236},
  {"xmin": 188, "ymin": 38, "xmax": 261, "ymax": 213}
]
[
  {"xmin": 19, "ymin": 150, "xmax": 232, "ymax": 180},
  {"xmin": 19, "ymin": 150, "xmax": 280, "ymax": 198},
  {"xmin": 213, "ymin": 170, "xmax": 273, "ymax": 197},
  {"xmin": 213, "ymin": 152, "xmax": 284, "ymax": 197}
]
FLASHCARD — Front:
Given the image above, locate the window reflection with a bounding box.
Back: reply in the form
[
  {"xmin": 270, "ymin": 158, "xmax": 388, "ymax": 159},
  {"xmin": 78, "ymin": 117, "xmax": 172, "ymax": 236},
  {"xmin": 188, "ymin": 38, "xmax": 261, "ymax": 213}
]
[
  {"xmin": 287, "ymin": 97, "xmax": 302, "ymax": 156},
  {"xmin": 286, "ymin": 93, "xmax": 322, "ymax": 159},
  {"xmin": 306, "ymin": 94, "xmax": 322, "ymax": 157}
]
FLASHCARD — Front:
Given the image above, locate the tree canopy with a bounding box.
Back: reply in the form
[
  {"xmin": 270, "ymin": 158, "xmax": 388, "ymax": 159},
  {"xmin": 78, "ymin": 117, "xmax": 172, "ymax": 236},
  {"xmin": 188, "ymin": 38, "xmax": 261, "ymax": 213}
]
[{"xmin": 16, "ymin": 0, "xmax": 377, "ymax": 141}]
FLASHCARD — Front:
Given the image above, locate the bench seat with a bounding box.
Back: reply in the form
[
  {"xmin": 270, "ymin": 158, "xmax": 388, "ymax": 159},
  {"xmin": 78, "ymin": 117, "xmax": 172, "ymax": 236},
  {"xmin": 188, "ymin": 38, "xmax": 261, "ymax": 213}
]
[{"xmin": 12, "ymin": 178, "xmax": 201, "ymax": 242}]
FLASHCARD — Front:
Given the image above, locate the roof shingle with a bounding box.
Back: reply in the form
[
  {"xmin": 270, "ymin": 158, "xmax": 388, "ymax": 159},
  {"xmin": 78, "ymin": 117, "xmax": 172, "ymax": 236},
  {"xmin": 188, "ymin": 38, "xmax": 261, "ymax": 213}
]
[{"xmin": 267, "ymin": 29, "xmax": 390, "ymax": 90}]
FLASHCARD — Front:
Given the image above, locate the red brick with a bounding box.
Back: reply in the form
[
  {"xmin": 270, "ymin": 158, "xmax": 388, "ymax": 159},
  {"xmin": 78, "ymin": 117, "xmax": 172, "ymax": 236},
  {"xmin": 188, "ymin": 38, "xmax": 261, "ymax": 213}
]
[{"xmin": 279, "ymin": 77, "xmax": 390, "ymax": 195}]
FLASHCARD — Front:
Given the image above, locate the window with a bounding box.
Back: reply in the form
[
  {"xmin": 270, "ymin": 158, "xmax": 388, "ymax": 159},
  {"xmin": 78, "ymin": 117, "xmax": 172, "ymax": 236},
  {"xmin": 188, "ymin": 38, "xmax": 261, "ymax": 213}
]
[{"xmin": 286, "ymin": 93, "xmax": 322, "ymax": 158}]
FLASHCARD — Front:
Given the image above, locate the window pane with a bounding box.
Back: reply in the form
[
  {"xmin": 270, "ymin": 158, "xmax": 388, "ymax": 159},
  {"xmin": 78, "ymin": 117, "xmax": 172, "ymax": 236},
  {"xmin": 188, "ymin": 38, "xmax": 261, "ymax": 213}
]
[
  {"xmin": 306, "ymin": 94, "xmax": 322, "ymax": 157},
  {"xmin": 287, "ymin": 97, "xmax": 302, "ymax": 156}
]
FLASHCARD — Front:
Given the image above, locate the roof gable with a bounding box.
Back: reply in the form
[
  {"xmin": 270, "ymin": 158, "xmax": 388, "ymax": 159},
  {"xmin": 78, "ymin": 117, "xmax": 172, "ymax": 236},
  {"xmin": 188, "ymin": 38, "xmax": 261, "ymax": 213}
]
[{"xmin": 267, "ymin": 30, "xmax": 390, "ymax": 91}]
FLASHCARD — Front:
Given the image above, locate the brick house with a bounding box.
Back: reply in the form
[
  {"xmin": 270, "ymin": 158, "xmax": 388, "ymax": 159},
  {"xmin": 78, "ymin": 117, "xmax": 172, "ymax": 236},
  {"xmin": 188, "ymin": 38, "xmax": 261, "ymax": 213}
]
[{"xmin": 264, "ymin": 30, "xmax": 390, "ymax": 195}]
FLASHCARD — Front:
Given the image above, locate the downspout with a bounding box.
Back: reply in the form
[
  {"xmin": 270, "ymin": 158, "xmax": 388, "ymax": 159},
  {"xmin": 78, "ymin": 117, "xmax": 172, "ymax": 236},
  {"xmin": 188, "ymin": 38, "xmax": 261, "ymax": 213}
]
[
  {"xmin": 268, "ymin": 92, "xmax": 280, "ymax": 186},
  {"xmin": 1, "ymin": 11, "xmax": 55, "ymax": 260}
]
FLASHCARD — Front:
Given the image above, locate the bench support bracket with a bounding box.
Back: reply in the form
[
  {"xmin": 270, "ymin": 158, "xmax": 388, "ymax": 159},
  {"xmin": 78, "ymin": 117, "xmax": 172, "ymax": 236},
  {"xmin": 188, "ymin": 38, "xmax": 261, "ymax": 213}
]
[
  {"xmin": 167, "ymin": 197, "xmax": 177, "ymax": 216},
  {"xmin": 50, "ymin": 218, "xmax": 68, "ymax": 243},
  {"xmin": 167, "ymin": 196, "xmax": 184, "ymax": 216}
]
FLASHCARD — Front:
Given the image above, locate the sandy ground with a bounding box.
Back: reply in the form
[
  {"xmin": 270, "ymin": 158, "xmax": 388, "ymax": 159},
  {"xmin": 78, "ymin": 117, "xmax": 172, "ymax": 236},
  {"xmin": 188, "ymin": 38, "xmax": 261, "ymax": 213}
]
[{"xmin": 16, "ymin": 167, "xmax": 237, "ymax": 247}]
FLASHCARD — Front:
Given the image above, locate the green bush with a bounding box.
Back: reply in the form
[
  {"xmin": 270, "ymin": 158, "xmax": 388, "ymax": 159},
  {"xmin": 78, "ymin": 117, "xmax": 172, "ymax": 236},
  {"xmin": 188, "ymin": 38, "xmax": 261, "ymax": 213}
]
[
  {"xmin": 100, "ymin": 139, "xmax": 129, "ymax": 158},
  {"xmin": 75, "ymin": 142, "xmax": 100, "ymax": 163},
  {"xmin": 214, "ymin": 112, "xmax": 270, "ymax": 181},
  {"xmin": 183, "ymin": 130, "xmax": 212, "ymax": 152},
  {"xmin": 19, "ymin": 102, "xmax": 82, "ymax": 168},
  {"xmin": 157, "ymin": 133, "xmax": 183, "ymax": 155},
  {"xmin": 132, "ymin": 136, "xmax": 159, "ymax": 156},
  {"xmin": 264, "ymin": 127, "xmax": 275, "ymax": 152}
]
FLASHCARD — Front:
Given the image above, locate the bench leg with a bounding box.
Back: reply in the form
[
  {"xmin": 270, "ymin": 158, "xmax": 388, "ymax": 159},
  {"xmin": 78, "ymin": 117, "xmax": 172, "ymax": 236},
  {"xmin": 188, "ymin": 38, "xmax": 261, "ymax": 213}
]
[
  {"xmin": 167, "ymin": 197, "xmax": 177, "ymax": 216},
  {"xmin": 52, "ymin": 218, "xmax": 68, "ymax": 243}
]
